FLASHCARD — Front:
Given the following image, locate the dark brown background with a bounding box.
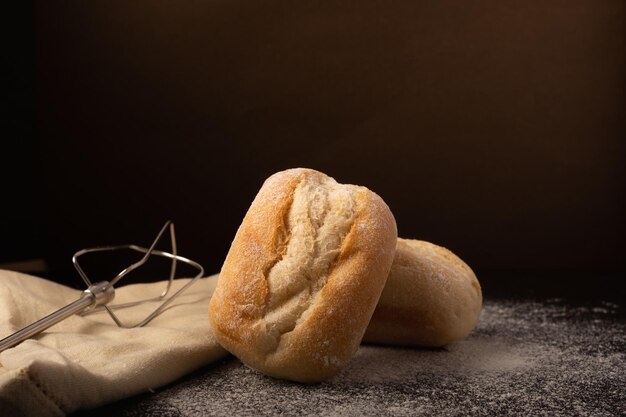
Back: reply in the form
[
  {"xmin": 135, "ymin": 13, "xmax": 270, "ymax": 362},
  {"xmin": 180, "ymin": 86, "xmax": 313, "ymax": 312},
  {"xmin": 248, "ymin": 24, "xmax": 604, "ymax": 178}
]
[{"xmin": 2, "ymin": 1, "xmax": 624, "ymax": 287}]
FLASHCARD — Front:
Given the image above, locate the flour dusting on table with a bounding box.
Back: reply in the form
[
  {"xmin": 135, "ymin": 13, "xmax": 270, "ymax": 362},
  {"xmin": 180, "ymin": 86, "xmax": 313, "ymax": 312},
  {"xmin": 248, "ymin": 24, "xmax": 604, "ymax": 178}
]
[{"xmin": 79, "ymin": 299, "xmax": 626, "ymax": 417}]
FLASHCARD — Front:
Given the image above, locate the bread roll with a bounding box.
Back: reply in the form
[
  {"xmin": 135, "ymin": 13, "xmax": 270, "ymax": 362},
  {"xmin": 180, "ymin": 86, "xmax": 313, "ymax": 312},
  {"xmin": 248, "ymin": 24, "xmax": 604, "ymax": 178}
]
[
  {"xmin": 363, "ymin": 239, "xmax": 482, "ymax": 347},
  {"xmin": 208, "ymin": 168, "xmax": 397, "ymax": 382}
]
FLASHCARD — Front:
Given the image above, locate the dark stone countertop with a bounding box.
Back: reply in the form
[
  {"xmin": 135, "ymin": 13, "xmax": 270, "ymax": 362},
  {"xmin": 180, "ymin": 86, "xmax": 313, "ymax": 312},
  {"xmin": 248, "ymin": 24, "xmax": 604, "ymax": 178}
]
[{"xmin": 73, "ymin": 272, "xmax": 626, "ymax": 416}]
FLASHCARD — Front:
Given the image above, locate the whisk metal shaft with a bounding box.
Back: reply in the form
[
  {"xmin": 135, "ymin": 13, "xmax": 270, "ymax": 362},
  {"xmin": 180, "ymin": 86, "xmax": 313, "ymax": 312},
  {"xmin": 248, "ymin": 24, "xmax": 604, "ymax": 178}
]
[
  {"xmin": 0, "ymin": 221, "xmax": 204, "ymax": 353},
  {"xmin": 0, "ymin": 281, "xmax": 114, "ymax": 352}
]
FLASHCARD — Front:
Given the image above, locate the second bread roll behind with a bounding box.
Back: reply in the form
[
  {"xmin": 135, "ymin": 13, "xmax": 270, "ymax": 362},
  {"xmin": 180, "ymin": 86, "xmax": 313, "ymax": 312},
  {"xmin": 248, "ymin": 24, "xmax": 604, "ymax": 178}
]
[{"xmin": 363, "ymin": 239, "xmax": 482, "ymax": 347}]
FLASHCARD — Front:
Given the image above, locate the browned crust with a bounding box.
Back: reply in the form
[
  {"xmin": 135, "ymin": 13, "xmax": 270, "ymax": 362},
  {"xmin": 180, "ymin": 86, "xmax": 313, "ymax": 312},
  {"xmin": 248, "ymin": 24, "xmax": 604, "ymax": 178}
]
[
  {"xmin": 363, "ymin": 305, "xmax": 451, "ymax": 347},
  {"xmin": 208, "ymin": 168, "xmax": 397, "ymax": 382},
  {"xmin": 362, "ymin": 239, "xmax": 482, "ymax": 347},
  {"xmin": 208, "ymin": 170, "xmax": 301, "ymax": 344}
]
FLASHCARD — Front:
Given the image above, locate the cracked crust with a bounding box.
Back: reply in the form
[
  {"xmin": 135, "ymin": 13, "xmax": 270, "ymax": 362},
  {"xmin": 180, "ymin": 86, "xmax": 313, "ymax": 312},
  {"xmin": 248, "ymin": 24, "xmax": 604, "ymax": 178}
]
[{"xmin": 208, "ymin": 168, "xmax": 397, "ymax": 382}]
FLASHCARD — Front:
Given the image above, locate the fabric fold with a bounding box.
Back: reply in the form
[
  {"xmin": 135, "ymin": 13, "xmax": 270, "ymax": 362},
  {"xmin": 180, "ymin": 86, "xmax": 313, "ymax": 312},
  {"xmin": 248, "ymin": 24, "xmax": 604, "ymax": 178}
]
[{"xmin": 0, "ymin": 270, "xmax": 227, "ymax": 416}]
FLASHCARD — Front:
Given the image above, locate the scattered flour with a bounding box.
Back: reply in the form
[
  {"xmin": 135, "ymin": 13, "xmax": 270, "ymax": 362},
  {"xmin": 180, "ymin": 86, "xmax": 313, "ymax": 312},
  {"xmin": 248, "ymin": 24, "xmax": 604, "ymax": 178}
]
[{"xmin": 77, "ymin": 299, "xmax": 626, "ymax": 417}]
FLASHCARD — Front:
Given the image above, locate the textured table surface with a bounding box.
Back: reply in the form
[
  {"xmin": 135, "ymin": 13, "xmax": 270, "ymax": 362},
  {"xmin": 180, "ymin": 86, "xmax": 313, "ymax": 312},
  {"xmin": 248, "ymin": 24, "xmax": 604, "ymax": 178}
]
[{"xmin": 74, "ymin": 293, "xmax": 626, "ymax": 417}]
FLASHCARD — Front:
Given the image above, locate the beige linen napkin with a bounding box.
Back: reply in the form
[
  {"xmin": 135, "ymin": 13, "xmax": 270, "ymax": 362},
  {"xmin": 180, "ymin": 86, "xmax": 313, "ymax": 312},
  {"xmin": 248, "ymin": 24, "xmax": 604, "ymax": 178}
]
[{"xmin": 0, "ymin": 270, "xmax": 228, "ymax": 417}]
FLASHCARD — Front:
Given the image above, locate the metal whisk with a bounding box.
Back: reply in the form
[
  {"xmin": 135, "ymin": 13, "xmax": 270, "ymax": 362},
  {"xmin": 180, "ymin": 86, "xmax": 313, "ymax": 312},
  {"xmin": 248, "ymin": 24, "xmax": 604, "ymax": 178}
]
[{"xmin": 0, "ymin": 221, "xmax": 204, "ymax": 352}]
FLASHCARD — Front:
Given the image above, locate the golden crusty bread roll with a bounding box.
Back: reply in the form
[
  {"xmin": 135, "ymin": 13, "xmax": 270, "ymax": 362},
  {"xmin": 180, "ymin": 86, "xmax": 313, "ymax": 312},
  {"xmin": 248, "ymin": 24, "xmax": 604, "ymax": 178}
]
[
  {"xmin": 363, "ymin": 239, "xmax": 482, "ymax": 347},
  {"xmin": 208, "ymin": 168, "xmax": 397, "ymax": 382}
]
